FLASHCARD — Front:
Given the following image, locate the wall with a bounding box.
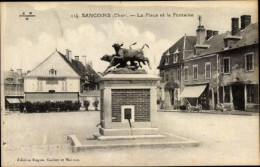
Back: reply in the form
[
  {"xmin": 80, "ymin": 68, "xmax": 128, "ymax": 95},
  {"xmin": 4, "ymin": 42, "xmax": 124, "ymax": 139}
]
[
  {"xmin": 4, "ymin": 84, "xmax": 24, "ymax": 96},
  {"xmin": 219, "ymin": 45, "xmax": 259, "ymax": 111},
  {"xmin": 220, "ymin": 45, "xmax": 259, "ymax": 85},
  {"xmin": 111, "ymin": 89, "xmax": 150, "ymax": 122},
  {"xmin": 182, "ymin": 55, "xmax": 217, "ymax": 87},
  {"xmin": 24, "ymin": 77, "xmax": 80, "ymax": 92}
]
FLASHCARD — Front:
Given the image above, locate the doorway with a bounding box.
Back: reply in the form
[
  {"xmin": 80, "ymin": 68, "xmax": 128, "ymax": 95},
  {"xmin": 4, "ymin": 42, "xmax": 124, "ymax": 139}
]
[
  {"xmin": 170, "ymin": 89, "xmax": 174, "ymax": 106},
  {"xmin": 232, "ymin": 84, "xmax": 245, "ymax": 110},
  {"xmin": 214, "ymin": 92, "xmax": 217, "ymax": 109}
]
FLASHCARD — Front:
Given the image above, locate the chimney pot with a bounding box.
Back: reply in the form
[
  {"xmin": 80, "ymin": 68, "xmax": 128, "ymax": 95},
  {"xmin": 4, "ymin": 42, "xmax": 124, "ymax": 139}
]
[
  {"xmin": 75, "ymin": 56, "xmax": 79, "ymax": 61},
  {"xmin": 206, "ymin": 30, "xmax": 213, "ymax": 40},
  {"xmin": 213, "ymin": 31, "xmax": 218, "ymax": 36},
  {"xmin": 241, "ymin": 15, "xmax": 251, "ymax": 30},
  {"xmin": 82, "ymin": 55, "xmax": 87, "ymax": 67},
  {"xmin": 231, "ymin": 18, "xmax": 239, "ymax": 36},
  {"xmin": 66, "ymin": 49, "xmax": 72, "ymax": 62}
]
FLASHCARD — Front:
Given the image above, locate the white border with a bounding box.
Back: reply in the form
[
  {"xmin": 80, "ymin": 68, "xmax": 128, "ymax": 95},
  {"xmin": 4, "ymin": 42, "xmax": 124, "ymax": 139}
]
[
  {"xmin": 121, "ymin": 105, "xmax": 135, "ymax": 123},
  {"xmin": 245, "ymin": 52, "xmax": 254, "ymax": 72},
  {"xmin": 193, "ymin": 64, "xmax": 198, "ymax": 80},
  {"xmin": 184, "ymin": 66, "xmax": 189, "ymax": 81},
  {"xmin": 223, "ymin": 57, "xmax": 230, "ymax": 74},
  {"xmin": 205, "ymin": 62, "xmax": 211, "ymax": 79}
]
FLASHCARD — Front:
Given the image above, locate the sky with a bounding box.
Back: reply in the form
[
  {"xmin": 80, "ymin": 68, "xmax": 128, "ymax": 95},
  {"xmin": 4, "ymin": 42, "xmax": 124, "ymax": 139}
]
[{"xmin": 1, "ymin": 1, "xmax": 258, "ymax": 74}]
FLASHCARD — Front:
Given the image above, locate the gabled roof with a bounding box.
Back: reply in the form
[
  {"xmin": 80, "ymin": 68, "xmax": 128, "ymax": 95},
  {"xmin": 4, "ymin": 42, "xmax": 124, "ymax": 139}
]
[
  {"xmin": 26, "ymin": 50, "xmax": 101, "ymax": 81},
  {"xmin": 186, "ymin": 32, "xmax": 228, "ymax": 58},
  {"xmin": 58, "ymin": 51, "xmax": 100, "ymax": 81},
  {"xmin": 85, "ymin": 64, "xmax": 101, "ymax": 83},
  {"xmin": 57, "ymin": 51, "xmax": 85, "ymax": 78},
  {"xmin": 162, "ymin": 36, "xmax": 196, "ymax": 55},
  {"xmin": 184, "ymin": 22, "xmax": 258, "ymax": 60},
  {"xmin": 158, "ymin": 36, "xmax": 196, "ymax": 69},
  {"xmin": 230, "ymin": 22, "xmax": 258, "ymax": 49}
]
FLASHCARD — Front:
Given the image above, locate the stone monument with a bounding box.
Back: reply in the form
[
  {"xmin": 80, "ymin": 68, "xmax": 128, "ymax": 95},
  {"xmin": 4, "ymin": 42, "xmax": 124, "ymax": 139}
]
[
  {"xmin": 94, "ymin": 43, "xmax": 164, "ymax": 140},
  {"xmin": 67, "ymin": 43, "xmax": 199, "ymax": 151}
]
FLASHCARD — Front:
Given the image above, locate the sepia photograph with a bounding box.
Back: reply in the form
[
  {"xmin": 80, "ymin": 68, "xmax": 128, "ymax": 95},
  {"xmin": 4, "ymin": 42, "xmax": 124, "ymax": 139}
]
[{"xmin": 1, "ymin": 1, "xmax": 259, "ymax": 166}]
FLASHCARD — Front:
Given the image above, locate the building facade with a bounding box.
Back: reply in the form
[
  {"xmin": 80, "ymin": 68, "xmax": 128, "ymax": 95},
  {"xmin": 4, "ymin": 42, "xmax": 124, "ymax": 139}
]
[
  {"xmin": 24, "ymin": 49, "xmax": 100, "ymax": 109},
  {"xmin": 158, "ymin": 15, "xmax": 259, "ymax": 111},
  {"xmin": 158, "ymin": 35, "xmax": 196, "ymax": 109},
  {"xmin": 4, "ymin": 69, "xmax": 25, "ymax": 110}
]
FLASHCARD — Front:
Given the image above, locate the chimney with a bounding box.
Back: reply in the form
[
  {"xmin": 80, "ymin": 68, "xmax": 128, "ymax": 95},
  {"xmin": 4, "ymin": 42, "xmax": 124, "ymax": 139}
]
[
  {"xmin": 90, "ymin": 60, "xmax": 93, "ymax": 67},
  {"xmin": 206, "ymin": 30, "xmax": 213, "ymax": 40},
  {"xmin": 196, "ymin": 25, "xmax": 206, "ymax": 45},
  {"xmin": 66, "ymin": 49, "xmax": 72, "ymax": 62},
  {"xmin": 194, "ymin": 15, "xmax": 209, "ymax": 55},
  {"xmin": 75, "ymin": 56, "xmax": 79, "ymax": 61},
  {"xmin": 213, "ymin": 31, "xmax": 218, "ymax": 36},
  {"xmin": 231, "ymin": 18, "xmax": 239, "ymax": 35},
  {"xmin": 82, "ymin": 55, "xmax": 86, "ymax": 67},
  {"xmin": 17, "ymin": 69, "xmax": 22, "ymax": 77},
  {"xmin": 241, "ymin": 15, "xmax": 251, "ymax": 30}
]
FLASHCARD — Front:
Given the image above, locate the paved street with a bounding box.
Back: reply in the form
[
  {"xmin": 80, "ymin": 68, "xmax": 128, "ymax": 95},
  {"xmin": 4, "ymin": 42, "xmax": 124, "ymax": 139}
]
[{"xmin": 2, "ymin": 111, "xmax": 259, "ymax": 166}]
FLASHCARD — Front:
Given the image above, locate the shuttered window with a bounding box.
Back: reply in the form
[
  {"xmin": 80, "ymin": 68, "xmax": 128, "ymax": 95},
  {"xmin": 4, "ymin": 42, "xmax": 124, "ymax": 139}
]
[{"xmin": 245, "ymin": 53, "xmax": 254, "ymax": 71}]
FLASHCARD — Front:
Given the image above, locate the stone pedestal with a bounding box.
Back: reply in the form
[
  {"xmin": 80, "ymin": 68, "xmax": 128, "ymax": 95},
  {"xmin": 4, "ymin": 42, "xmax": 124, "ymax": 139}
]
[{"xmin": 94, "ymin": 73, "xmax": 162, "ymax": 140}]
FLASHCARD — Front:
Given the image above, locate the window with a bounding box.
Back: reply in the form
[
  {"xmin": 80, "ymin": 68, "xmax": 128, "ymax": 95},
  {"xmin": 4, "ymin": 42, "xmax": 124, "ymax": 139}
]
[
  {"xmin": 46, "ymin": 78, "xmax": 58, "ymax": 84},
  {"xmin": 62, "ymin": 81, "xmax": 67, "ymax": 91},
  {"xmin": 247, "ymin": 84, "xmax": 258, "ymax": 103},
  {"xmin": 245, "ymin": 53, "xmax": 254, "ymax": 71},
  {"xmin": 165, "ymin": 56, "xmax": 169, "ymax": 65},
  {"xmin": 37, "ymin": 81, "xmax": 43, "ymax": 91},
  {"xmin": 193, "ymin": 65, "xmax": 198, "ymax": 80},
  {"xmin": 165, "ymin": 73, "xmax": 169, "ymax": 82},
  {"xmin": 161, "ymin": 71, "xmax": 165, "ymax": 82},
  {"xmin": 173, "ymin": 54, "xmax": 179, "ymax": 63},
  {"xmin": 205, "ymin": 62, "xmax": 211, "ymax": 79},
  {"xmin": 6, "ymin": 78, "xmax": 13, "ymax": 82},
  {"xmin": 223, "ymin": 57, "xmax": 230, "ymax": 74},
  {"xmin": 177, "ymin": 69, "xmax": 181, "ymax": 81},
  {"xmin": 224, "ymin": 86, "xmax": 230, "ymax": 102},
  {"xmin": 184, "ymin": 66, "xmax": 189, "ymax": 81}
]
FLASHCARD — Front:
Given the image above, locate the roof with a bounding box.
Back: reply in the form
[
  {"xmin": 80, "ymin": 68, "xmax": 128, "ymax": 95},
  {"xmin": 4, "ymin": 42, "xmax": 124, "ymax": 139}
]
[
  {"xmin": 158, "ymin": 36, "xmax": 196, "ymax": 69},
  {"xmin": 163, "ymin": 36, "xmax": 196, "ymax": 55},
  {"xmin": 230, "ymin": 22, "xmax": 258, "ymax": 49},
  {"xmin": 186, "ymin": 22, "xmax": 258, "ymax": 59},
  {"xmin": 58, "ymin": 51, "xmax": 100, "ymax": 82},
  {"xmin": 58, "ymin": 51, "xmax": 86, "ymax": 78},
  {"xmin": 85, "ymin": 64, "xmax": 101, "ymax": 83},
  {"xmin": 3, "ymin": 71, "xmax": 23, "ymax": 85}
]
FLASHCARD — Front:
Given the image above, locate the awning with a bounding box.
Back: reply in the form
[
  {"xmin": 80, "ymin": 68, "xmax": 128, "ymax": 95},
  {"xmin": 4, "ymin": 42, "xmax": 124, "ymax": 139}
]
[
  {"xmin": 179, "ymin": 85, "xmax": 207, "ymax": 98},
  {"xmin": 19, "ymin": 98, "xmax": 25, "ymax": 103},
  {"xmin": 6, "ymin": 98, "xmax": 21, "ymax": 104}
]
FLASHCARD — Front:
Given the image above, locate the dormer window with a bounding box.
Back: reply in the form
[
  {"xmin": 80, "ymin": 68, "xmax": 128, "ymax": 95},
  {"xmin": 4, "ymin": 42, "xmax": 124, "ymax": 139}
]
[
  {"xmin": 173, "ymin": 49, "xmax": 179, "ymax": 63},
  {"xmin": 49, "ymin": 68, "xmax": 57, "ymax": 75},
  {"xmin": 6, "ymin": 78, "xmax": 14, "ymax": 82},
  {"xmin": 165, "ymin": 50, "xmax": 170, "ymax": 65}
]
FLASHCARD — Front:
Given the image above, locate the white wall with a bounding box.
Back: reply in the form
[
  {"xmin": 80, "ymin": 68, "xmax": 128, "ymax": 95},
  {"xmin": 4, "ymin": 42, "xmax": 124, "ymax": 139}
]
[{"xmin": 24, "ymin": 77, "xmax": 80, "ymax": 92}]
